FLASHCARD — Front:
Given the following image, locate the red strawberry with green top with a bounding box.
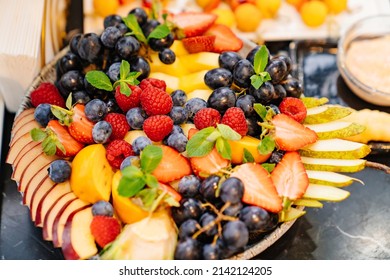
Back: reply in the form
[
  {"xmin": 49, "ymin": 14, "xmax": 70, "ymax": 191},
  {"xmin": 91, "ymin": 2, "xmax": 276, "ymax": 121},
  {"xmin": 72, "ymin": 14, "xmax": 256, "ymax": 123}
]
[
  {"xmin": 204, "ymin": 24, "xmax": 243, "ymax": 53},
  {"xmin": 30, "ymin": 82, "xmax": 65, "ymax": 108},
  {"xmin": 67, "ymin": 104, "xmax": 95, "ymax": 144},
  {"xmin": 152, "ymin": 145, "xmax": 192, "ymax": 183},
  {"xmin": 271, "ymin": 113, "xmax": 318, "ymax": 151},
  {"xmin": 271, "ymin": 151, "xmax": 309, "ymax": 201},
  {"xmin": 172, "ymin": 12, "xmax": 217, "ymax": 37},
  {"xmin": 182, "ymin": 35, "xmax": 216, "ymax": 54},
  {"xmin": 90, "ymin": 215, "xmax": 121, "ymax": 248},
  {"xmin": 278, "ymin": 97, "xmax": 307, "ymax": 123},
  {"xmin": 230, "ymin": 163, "xmax": 283, "ymax": 213},
  {"xmin": 114, "ymin": 84, "xmax": 142, "ymax": 113}
]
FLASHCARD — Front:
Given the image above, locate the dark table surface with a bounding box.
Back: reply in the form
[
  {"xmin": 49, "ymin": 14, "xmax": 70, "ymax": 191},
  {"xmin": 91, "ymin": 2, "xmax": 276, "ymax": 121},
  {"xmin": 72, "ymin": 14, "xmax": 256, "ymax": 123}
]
[{"xmin": 1, "ymin": 2, "xmax": 390, "ymax": 260}]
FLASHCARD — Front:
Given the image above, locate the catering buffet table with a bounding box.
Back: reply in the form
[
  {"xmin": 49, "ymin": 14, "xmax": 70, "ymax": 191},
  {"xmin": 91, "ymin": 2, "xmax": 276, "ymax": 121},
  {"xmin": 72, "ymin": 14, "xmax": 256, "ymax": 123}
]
[{"xmin": 1, "ymin": 0, "xmax": 390, "ymax": 260}]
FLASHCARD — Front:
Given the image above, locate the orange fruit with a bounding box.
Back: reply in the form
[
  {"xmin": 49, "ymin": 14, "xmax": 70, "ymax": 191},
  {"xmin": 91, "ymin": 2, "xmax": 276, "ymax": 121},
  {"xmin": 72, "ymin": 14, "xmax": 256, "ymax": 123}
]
[
  {"xmin": 256, "ymin": 0, "xmax": 281, "ymax": 18},
  {"xmin": 300, "ymin": 0, "xmax": 328, "ymax": 27},
  {"xmin": 234, "ymin": 3, "xmax": 263, "ymax": 32},
  {"xmin": 324, "ymin": 0, "xmax": 348, "ymax": 14},
  {"xmin": 93, "ymin": 0, "xmax": 119, "ymax": 17}
]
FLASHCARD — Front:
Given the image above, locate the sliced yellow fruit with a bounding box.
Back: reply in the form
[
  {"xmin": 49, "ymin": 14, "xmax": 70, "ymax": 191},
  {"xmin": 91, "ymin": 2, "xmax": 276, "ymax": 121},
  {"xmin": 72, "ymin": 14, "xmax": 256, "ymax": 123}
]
[
  {"xmin": 304, "ymin": 105, "xmax": 353, "ymax": 124},
  {"xmin": 306, "ymin": 170, "xmax": 363, "ymax": 187},
  {"xmin": 149, "ymin": 53, "xmax": 190, "ymax": 77},
  {"xmin": 294, "ymin": 199, "xmax": 323, "ymax": 208},
  {"xmin": 305, "ymin": 121, "xmax": 366, "ymax": 139},
  {"xmin": 303, "ymin": 184, "xmax": 350, "ymax": 202},
  {"xmin": 180, "ymin": 52, "xmax": 219, "ymax": 73},
  {"xmin": 187, "ymin": 89, "xmax": 213, "ymax": 101},
  {"xmin": 179, "ymin": 70, "xmax": 209, "ymax": 93},
  {"xmin": 228, "ymin": 136, "xmax": 271, "ymax": 164},
  {"xmin": 170, "ymin": 40, "xmax": 189, "ymax": 56},
  {"xmin": 301, "ymin": 157, "xmax": 366, "ymax": 173},
  {"xmin": 149, "ymin": 72, "xmax": 180, "ymax": 93}
]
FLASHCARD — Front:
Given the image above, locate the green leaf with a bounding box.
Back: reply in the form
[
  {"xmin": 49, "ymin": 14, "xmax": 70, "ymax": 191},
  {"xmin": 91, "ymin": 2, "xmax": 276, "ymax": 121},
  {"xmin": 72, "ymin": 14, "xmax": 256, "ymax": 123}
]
[
  {"xmin": 243, "ymin": 148, "xmax": 255, "ymax": 163},
  {"xmin": 124, "ymin": 71, "xmax": 141, "ymax": 85},
  {"xmin": 137, "ymin": 188, "xmax": 158, "ymax": 208},
  {"xmin": 144, "ymin": 173, "xmax": 159, "ymax": 189},
  {"xmin": 122, "ymin": 14, "xmax": 147, "ymax": 44},
  {"xmin": 140, "ymin": 145, "xmax": 163, "ymax": 173},
  {"xmin": 262, "ymin": 163, "xmax": 275, "ymax": 173},
  {"xmin": 42, "ymin": 137, "xmax": 56, "ymax": 156},
  {"xmin": 55, "ymin": 140, "xmax": 66, "ymax": 155},
  {"xmin": 217, "ymin": 124, "xmax": 241, "ymax": 141},
  {"xmin": 259, "ymin": 71, "xmax": 271, "ymax": 82},
  {"xmin": 147, "ymin": 24, "xmax": 171, "ymax": 41},
  {"xmin": 119, "ymin": 60, "xmax": 130, "ymax": 80},
  {"xmin": 206, "ymin": 130, "xmax": 222, "ymax": 142},
  {"xmin": 186, "ymin": 127, "xmax": 216, "ymax": 157},
  {"xmin": 257, "ymin": 135, "xmax": 275, "ymax": 155},
  {"xmin": 66, "ymin": 94, "xmax": 72, "ymax": 109},
  {"xmin": 215, "ymin": 137, "xmax": 231, "ymax": 160},
  {"xmin": 253, "ymin": 45, "xmax": 269, "ymax": 74},
  {"xmin": 50, "ymin": 106, "xmax": 69, "ymax": 123},
  {"xmin": 30, "ymin": 128, "xmax": 47, "ymax": 142},
  {"xmin": 85, "ymin": 71, "xmax": 113, "ymax": 91},
  {"xmin": 250, "ymin": 75, "xmax": 264, "ymax": 90},
  {"xmin": 120, "ymin": 82, "xmax": 131, "ymax": 97},
  {"xmin": 117, "ymin": 176, "xmax": 145, "ymax": 198},
  {"xmin": 254, "ymin": 103, "xmax": 267, "ymax": 120}
]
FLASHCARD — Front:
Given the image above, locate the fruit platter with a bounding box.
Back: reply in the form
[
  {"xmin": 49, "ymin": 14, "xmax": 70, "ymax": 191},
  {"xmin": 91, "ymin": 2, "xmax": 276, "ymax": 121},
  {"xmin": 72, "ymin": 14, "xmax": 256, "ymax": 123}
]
[{"xmin": 5, "ymin": 3, "xmax": 390, "ymax": 260}]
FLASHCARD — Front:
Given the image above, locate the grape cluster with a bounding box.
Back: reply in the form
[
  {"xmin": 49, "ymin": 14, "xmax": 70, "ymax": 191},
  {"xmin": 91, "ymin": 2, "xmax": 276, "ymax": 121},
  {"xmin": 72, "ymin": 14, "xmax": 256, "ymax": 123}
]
[{"xmin": 172, "ymin": 175, "xmax": 278, "ymax": 260}]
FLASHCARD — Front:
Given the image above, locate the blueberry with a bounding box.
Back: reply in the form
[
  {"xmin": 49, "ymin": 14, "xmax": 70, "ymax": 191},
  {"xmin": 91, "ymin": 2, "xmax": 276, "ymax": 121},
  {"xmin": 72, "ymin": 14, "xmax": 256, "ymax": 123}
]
[
  {"xmin": 103, "ymin": 14, "xmax": 123, "ymax": 29},
  {"xmin": 239, "ymin": 206, "xmax": 271, "ymax": 232},
  {"xmin": 166, "ymin": 132, "xmax": 188, "ymax": 153},
  {"xmin": 219, "ymin": 51, "xmax": 242, "ymax": 72},
  {"xmin": 130, "ymin": 56, "xmax": 150, "ymax": 80},
  {"xmin": 236, "ymin": 94, "xmax": 256, "ymax": 118},
  {"xmin": 171, "ymin": 90, "xmax": 187, "ymax": 106},
  {"xmin": 207, "ymin": 87, "xmax": 236, "ymax": 114},
  {"xmin": 48, "ymin": 160, "xmax": 71, "ymax": 183},
  {"xmin": 126, "ymin": 107, "xmax": 147, "ymax": 129},
  {"xmin": 106, "ymin": 98, "xmax": 121, "ymax": 113},
  {"xmin": 128, "ymin": 7, "xmax": 148, "ymax": 26},
  {"xmin": 169, "ymin": 106, "xmax": 188, "ymax": 125},
  {"xmin": 132, "ymin": 136, "xmax": 152, "ymax": 155},
  {"xmin": 92, "ymin": 121, "xmax": 112, "ymax": 143},
  {"xmin": 120, "ymin": 155, "xmax": 140, "ymax": 170},
  {"xmin": 171, "ymin": 124, "xmax": 184, "ymax": 135},
  {"xmin": 185, "ymin": 98, "xmax": 207, "ymax": 120},
  {"xmin": 149, "ymin": 33, "xmax": 174, "ymax": 51},
  {"xmin": 115, "ymin": 36, "xmax": 141, "ymax": 60},
  {"xmin": 174, "ymin": 238, "xmax": 202, "ymax": 260},
  {"xmin": 106, "ymin": 62, "xmax": 121, "ymax": 82},
  {"xmin": 222, "ymin": 221, "xmax": 249, "ymax": 250},
  {"xmin": 72, "ymin": 90, "xmax": 91, "ymax": 105},
  {"xmin": 204, "ymin": 68, "xmax": 233, "ymax": 89},
  {"xmin": 77, "ymin": 33, "xmax": 103, "ymax": 63},
  {"xmin": 34, "ymin": 103, "xmax": 53, "ymax": 126},
  {"xmin": 100, "ymin": 26, "xmax": 122, "ymax": 49},
  {"xmin": 85, "ymin": 99, "xmax": 108, "ymax": 122},
  {"xmin": 220, "ymin": 177, "xmax": 244, "ymax": 204},
  {"xmin": 232, "ymin": 59, "xmax": 255, "ymax": 88},
  {"xmin": 158, "ymin": 48, "xmax": 176, "ymax": 64},
  {"xmin": 178, "ymin": 175, "xmax": 201, "ymax": 198},
  {"xmin": 92, "ymin": 200, "xmax": 114, "ymax": 217}
]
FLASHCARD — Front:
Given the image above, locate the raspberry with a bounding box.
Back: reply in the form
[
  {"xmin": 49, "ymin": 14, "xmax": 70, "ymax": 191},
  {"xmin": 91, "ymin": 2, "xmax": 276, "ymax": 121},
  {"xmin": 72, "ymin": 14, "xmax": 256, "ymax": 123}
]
[
  {"xmin": 143, "ymin": 115, "xmax": 173, "ymax": 142},
  {"xmin": 90, "ymin": 215, "xmax": 121, "ymax": 248},
  {"xmin": 114, "ymin": 85, "xmax": 142, "ymax": 113},
  {"xmin": 278, "ymin": 97, "xmax": 307, "ymax": 123},
  {"xmin": 104, "ymin": 113, "xmax": 130, "ymax": 140},
  {"xmin": 30, "ymin": 82, "xmax": 65, "ymax": 108},
  {"xmin": 106, "ymin": 139, "xmax": 134, "ymax": 169},
  {"xmin": 140, "ymin": 86, "xmax": 173, "ymax": 116},
  {"xmin": 221, "ymin": 107, "xmax": 248, "ymax": 136},
  {"xmin": 139, "ymin": 77, "xmax": 166, "ymax": 91},
  {"xmin": 193, "ymin": 108, "xmax": 221, "ymax": 130}
]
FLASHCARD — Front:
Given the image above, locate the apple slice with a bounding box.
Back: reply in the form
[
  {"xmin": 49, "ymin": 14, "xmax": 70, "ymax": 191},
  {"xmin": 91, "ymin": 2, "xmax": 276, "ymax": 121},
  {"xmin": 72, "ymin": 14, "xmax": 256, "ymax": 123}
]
[
  {"xmin": 12, "ymin": 146, "xmax": 47, "ymax": 181},
  {"xmin": 301, "ymin": 97, "xmax": 329, "ymax": 108},
  {"xmin": 29, "ymin": 176, "xmax": 58, "ymax": 222},
  {"xmin": 12, "ymin": 141, "xmax": 41, "ymax": 169},
  {"xmin": 304, "ymin": 105, "xmax": 353, "ymax": 124},
  {"xmin": 62, "ymin": 207, "xmax": 98, "ymax": 260},
  {"xmin": 306, "ymin": 170, "xmax": 363, "ymax": 187},
  {"xmin": 9, "ymin": 120, "xmax": 40, "ymax": 147},
  {"xmin": 52, "ymin": 199, "xmax": 90, "ymax": 248},
  {"xmin": 301, "ymin": 156, "xmax": 366, "ymax": 173},
  {"xmin": 279, "ymin": 207, "xmax": 306, "ymax": 222},
  {"xmin": 22, "ymin": 162, "xmax": 51, "ymax": 203},
  {"xmin": 12, "ymin": 108, "xmax": 35, "ymax": 128},
  {"xmin": 35, "ymin": 181, "xmax": 72, "ymax": 227},
  {"xmin": 6, "ymin": 133, "xmax": 35, "ymax": 164},
  {"xmin": 305, "ymin": 121, "xmax": 366, "ymax": 139},
  {"xmin": 299, "ymin": 139, "xmax": 371, "ymax": 159},
  {"xmin": 19, "ymin": 157, "xmax": 54, "ymax": 192},
  {"xmin": 303, "ymin": 183, "xmax": 350, "ymax": 202},
  {"xmin": 42, "ymin": 192, "xmax": 77, "ymax": 241},
  {"xmin": 12, "ymin": 113, "xmax": 36, "ymax": 136}
]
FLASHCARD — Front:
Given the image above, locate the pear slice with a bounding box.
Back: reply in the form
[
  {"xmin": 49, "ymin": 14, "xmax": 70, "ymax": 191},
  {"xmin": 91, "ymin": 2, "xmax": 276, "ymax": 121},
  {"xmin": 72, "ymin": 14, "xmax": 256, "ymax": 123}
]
[
  {"xmin": 305, "ymin": 121, "xmax": 366, "ymax": 139},
  {"xmin": 303, "ymin": 184, "xmax": 350, "ymax": 202},
  {"xmin": 306, "ymin": 170, "xmax": 363, "ymax": 187},
  {"xmin": 301, "ymin": 156, "xmax": 366, "ymax": 172},
  {"xmin": 279, "ymin": 207, "xmax": 306, "ymax": 222},
  {"xmin": 304, "ymin": 105, "xmax": 353, "ymax": 124},
  {"xmin": 301, "ymin": 97, "xmax": 329, "ymax": 108},
  {"xmin": 300, "ymin": 139, "xmax": 371, "ymax": 159},
  {"xmin": 294, "ymin": 198, "xmax": 323, "ymax": 208}
]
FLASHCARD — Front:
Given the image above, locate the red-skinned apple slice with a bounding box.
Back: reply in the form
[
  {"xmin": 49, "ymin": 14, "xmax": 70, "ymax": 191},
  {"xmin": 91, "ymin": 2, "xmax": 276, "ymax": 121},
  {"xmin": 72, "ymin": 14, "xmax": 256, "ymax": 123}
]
[
  {"xmin": 19, "ymin": 159, "xmax": 52, "ymax": 193},
  {"xmin": 29, "ymin": 176, "xmax": 57, "ymax": 222},
  {"xmin": 12, "ymin": 146, "xmax": 48, "ymax": 181},
  {"xmin": 35, "ymin": 181, "xmax": 72, "ymax": 227},
  {"xmin": 42, "ymin": 192, "xmax": 77, "ymax": 241},
  {"xmin": 61, "ymin": 206, "xmax": 98, "ymax": 260},
  {"xmin": 6, "ymin": 132, "xmax": 35, "ymax": 165},
  {"xmin": 22, "ymin": 163, "xmax": 51, "ymax": 203},
  {"xmin": 12, "ymin": 114, "xmax": 36, "ymax": 136},
  {"xmin": 12, "ymin": 141, "xmax": 41, "ymax": 169},
  {"xmin": 9, "ymin": 119, "xmax": 40, "ymax": 147},
  {"xmin": 12, "ymin": 108, "xmax": 35, "ymax": 130},
  {"xmin": 52, "ymin": 199, "xmax": 90, "ymax": 248}
]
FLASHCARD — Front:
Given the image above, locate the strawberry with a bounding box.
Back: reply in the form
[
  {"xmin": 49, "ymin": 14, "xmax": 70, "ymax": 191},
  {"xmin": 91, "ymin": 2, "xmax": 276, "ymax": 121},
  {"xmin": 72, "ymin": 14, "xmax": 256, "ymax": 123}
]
[
  {"xmin": 67, "ymin": 104, "xmax": 95, "ymax": 144},
  {"xmin": 143, "ymin": 115, "xmax": 173, "ymax": 142},
  {"xmin": 230, "ymin": 163, "xmax": 283, "ymax": 213},
  {"xmin": 139, "ymin": 78, "xmax": 167, "ymax": 91},
  {"xmin": 152, "ymin": 145, "xmax": 192, "ymax": 183},
  {"xmin": 221, "ymin": 107, "xmax": 248, "ymax": 136},
  {"xmin": 271, "ymin": 151, "xmax": 309, "ymax": 201},
  {"xmin": 30, "ymin": 120, "xmax": 84, "ymax": 157},
  {"xmin": 90, "ymin": 215, "xmax": 121, "ymax": 248},
  {"xmin": 271, "ymin": 114, "xmax": 318, "ymax": 151},
  {"xmin": 193, "ymin": 108, "xmax": 221, "ymax": 130},
  {"xmin": 278, "ymin": 97, "xmax": 307, "ymax": 123},
  {"xmin": 30, "ymin": 82, "xmax": 65, "ymax": 108},
  {"xmin": 114, "ymin": 84, "xmax": 142, "ymax": 112},
  {"xmin": 159, "ymin": 182, "xmax": 182, "ymax": 202},
  {"xmin": 140, "ymin": 86, "xmax": 173, "ymax": 116},
  {"xmin": 182, "ymin": 35, "xmax": 216, "ymax": 54},
  {"xmin": 172, "ymin": 12, "xmax": 217, "ymax": 37},
  {"xmin": 204, "ymin": 24, "xmax": 243, "ymax": 53},
  {"xmin": 104, "ymin": 113, "xmax": 130, "ymax": 140},
  {"xmin": 106, "ymin": 139, "xmax": 134, "ymax": 169}
]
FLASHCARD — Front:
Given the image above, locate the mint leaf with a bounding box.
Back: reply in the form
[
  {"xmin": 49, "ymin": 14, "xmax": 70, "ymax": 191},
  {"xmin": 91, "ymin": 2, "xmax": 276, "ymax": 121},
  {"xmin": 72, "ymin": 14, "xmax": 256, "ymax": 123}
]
[
  {"xmin": 141, "ymin": 145, "xmax": 163, "ymax": 173},
  {"xmin": 260, "ymin": 71, "xmax": 271, "ymax": 82},
  {"xmin": 42, "ymin": 137, "xmax": 56, "ymax": 156},
  {"xmin": 66, "ymin": 94, "xmax": 72, "ymax": 109},
  {"xmin": 217, "ymin": 124, "xmax": 241, "ymax": 141},
  {"xmin": 137, "ymin": 188, "xmax": 158, "ymax": 208},
  {"xmin": 120, "ymin": 82, "xmax": 131, "ymax": 97},
  {"xmin": 262, "ymin": 163, "xmax": 275, "ymax": 173},
  {"xmin": 243, "ymin": 148, "xmax": 255, "ymax": 163},
  {"xmin": 30, "ymin": 128, "xmax": 46, "ymax": 142},
  {"xmin": 118, "ymin": 167, "xmax": 146, "ymax": 197},
  {"xmin": 144, "ymin": 173, "xmax": 159, "ymax": 188},
  {"xmin": 254, "ymin": 103, "xmax": 267, "ymax": 120},
  {"xmin": 250, "ymin": 75, "xmax": 264, "ymax": 90},
  {"xmin": 85, "ymin": 71, "xmax": 113, "ymax": 91},
  {"xmin": 186, "ymin": 127, "xmax": 216, "ymax": 157},
  {"xmin": 123, "ymin": 71, "xmax": 141, "ymax": 85},
  {"xmin": 216, "ymin": 137, "xmax": 231, "ymax": 160},
  {"xmin": 122, "ymin": 14, "xmax": 147, "ymax": 44},
  {"xmin": 120, "ymin": 60, "xmax": 130, "ymax": 80},
  {"xmin": 147, "ymin": 24, "xmax": 170, "ymax": 41},
  {"xmin": 258, "ymin": 135, "xmax": 275, "ymax": 155},
  {"xmin": 253, "ymin": 45, "xmax": 269, "ymax": 74}
]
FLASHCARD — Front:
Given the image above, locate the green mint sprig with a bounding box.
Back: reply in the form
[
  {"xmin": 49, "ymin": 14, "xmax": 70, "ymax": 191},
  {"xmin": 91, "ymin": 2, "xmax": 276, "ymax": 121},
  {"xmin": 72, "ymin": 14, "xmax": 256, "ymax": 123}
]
[
  {"xmin": 85, "ymin": 60, "xmax": 140, "ymax": 96},
  {"xmin": 30, "ymin": 127, "xmax": 66, "ymax": 156},
  {"xmin": 186, "ymin": 124, "xmax": 241, "ymax": 160},
  {"xmin": 254, "ymin": 103, "xmax": 278, "ymax": 155},
  {"xmin": 250, "ymin": 46, "xmax": 272, "ymax": 90}
]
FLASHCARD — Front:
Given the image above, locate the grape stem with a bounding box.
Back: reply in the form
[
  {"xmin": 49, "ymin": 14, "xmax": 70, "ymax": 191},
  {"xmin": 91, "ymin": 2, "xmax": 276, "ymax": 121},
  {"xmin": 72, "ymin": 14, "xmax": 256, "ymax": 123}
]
[{"xmin": 365, "ymin": 161, "xmax": 390, "ymax": 174}]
